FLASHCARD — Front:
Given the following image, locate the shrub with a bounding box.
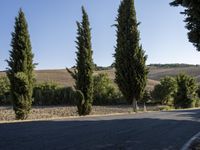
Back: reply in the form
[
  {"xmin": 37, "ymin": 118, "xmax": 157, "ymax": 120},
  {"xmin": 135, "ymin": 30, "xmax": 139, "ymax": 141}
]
[
  {"xmin": 174, "ymin": 74, "xmax": 198, "ymax": 108},
  {"xmin": 0, "ymin": 76, "xmax": 11, "ymax": 105},
  {"xmin": 158, "ymin": 105, "xmax": 173, "ymax": 111},
  {"xmin": 33, "ymin": 82, "xmax": 75, "ymax": 105},
  {"xmin": 141, "ymin": 90, "xmax": 152, "ymax": 104},
  {"xmin": 151, "ymin": 76, "xmax": 177, "ymax": 105},
  {"xmin": 33, "ymin": 82, "xmax": 58, "ymax": 105},
  {"xmin": 56, "ymin": 87, "xmax": 75, "ymax": 105},
  {"xmin": 93, "ymin": 73, "xmax": 123, "ymax": 105}
]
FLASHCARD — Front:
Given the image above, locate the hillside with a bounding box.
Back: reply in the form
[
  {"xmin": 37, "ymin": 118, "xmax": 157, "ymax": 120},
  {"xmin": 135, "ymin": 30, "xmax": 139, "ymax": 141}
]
[
  {"xmin": 148, "ymin": 66, "xmax": 200, "ymax": 82},
  {"xmin": 1, "ymin": 65, "xmax": 200, "ymax": 90}
]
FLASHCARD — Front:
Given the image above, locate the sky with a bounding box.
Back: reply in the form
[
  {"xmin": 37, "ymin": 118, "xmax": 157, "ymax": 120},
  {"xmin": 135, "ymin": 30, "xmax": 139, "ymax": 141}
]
[{"xmin": 0, "ymin": 0, "xmax": 200, "ymax": 71}]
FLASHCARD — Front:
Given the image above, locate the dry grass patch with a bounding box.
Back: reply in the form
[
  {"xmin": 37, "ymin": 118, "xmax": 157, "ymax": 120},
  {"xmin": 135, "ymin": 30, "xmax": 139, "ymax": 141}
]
[{"xmin": 0, "ymin": 105, "xmax": 161, "ymax": 122}]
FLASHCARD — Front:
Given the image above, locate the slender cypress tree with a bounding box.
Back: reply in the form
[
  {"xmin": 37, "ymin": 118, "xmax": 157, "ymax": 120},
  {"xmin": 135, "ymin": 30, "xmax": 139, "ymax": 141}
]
[
  {"xmin": 7, "ymin": 9, "xmax": 35, "ymax": 120},
  {"xmin": 68, "ymin": 6, "xmax": 93, "ymax": 115},
  {"xmin": 170, "ymin": 0, "xmax": 200, "ymax": 51},
  {"xmin": 114, "ymin": 0, "xmax": 148, "ymax": 112}
]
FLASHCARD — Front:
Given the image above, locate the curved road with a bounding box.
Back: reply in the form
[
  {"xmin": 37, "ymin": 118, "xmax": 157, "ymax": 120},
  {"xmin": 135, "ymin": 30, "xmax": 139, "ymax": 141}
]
[{"xmin": 1, "ymin": 109, "xmax": 200, "ymax": 150}]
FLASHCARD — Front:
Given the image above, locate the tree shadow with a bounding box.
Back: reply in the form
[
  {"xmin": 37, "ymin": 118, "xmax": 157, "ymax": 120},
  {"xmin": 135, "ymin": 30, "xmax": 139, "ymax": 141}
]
[
  {"xmin": 0, "ymin": 110, "xmax": 200, "ymax": 150},
  {"xmin": 163, "ymin": 109, "xmax": 200, "ymax": 120}
]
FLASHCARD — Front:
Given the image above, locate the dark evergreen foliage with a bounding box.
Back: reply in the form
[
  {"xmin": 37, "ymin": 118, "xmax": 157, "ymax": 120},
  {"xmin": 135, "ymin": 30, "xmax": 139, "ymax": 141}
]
[
  {"xmin": 174, "ymin": 74, "xmax": 198, "ymax": 108},
  {"xmin": 114, "ymin": 0, "xmax": 148, "ymax": 112},
  {"xmin": 0, "ymin": 76, "xmax": 11, "ymax": 105},
  {"xmin": 67, "ymin": 6, "xmax": 94, "ymax": 115},
  {"xmin": 7, "ymin": 9, "xmax": 35, "ymax": 120},
  {"xmin": 141, "ymin": 90, "xmax": 152, "ymax": 104},
  {"xmin": 170, "ymin": 0, "xmax": 200, "ymax": 51},
  {"xmin": 151, "ymin": 76, "xmax": 177, "ymax": 105},
  {"xmin": 33, "ymin": 82, "xmax": 75, "ymax": 105}
]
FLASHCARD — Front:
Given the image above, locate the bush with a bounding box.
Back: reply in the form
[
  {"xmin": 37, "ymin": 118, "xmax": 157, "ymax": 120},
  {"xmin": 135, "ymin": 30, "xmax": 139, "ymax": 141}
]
[
  {"xmin": 174, "ymin": 74, "xmax": 198, "ymax": 108},
  {"xmin": 151, "ymin": 76, "xmax": 177, "ymax": 105},
  {"xmin": 141, "ymin": 90, "xmax": 152, "ymax": 104},
  {"xmin": 0, "ymin": 76, "xmax": 11, "ymax": 105},
  {"xmin": 93, "ymin": 73, "xmax": 123, "ymax": 105},
  {"xmin": 158, "ymin": 105, "xmax": 173, "ymax": 111},
  {"xmin": 33, "ymin": 82, "xmax": 75, "ymax": 105}
]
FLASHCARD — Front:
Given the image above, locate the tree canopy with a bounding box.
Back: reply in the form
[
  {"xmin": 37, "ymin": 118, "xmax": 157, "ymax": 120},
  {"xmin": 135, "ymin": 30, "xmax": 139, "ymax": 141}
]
[{"xmin": 170, "ymin": 0, "xmax": 200, "ymax": 51}]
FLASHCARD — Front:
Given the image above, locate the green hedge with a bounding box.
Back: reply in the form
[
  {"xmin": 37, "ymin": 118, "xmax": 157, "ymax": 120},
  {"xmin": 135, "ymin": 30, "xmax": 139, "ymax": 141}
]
[
  {"xmin": 0, "ymin": 75, "xmax": 124, "ymax": 106},
  {"xmin": 93, "ymin": 73, "xmax": 124, "ymax": 105},
  {"xmin": 0, "ymin": 77, "xmax": 11, "ymax": 105},
  {"xmin": 33, "ymin": 82, "xmax": 75, "ymax": 105}
]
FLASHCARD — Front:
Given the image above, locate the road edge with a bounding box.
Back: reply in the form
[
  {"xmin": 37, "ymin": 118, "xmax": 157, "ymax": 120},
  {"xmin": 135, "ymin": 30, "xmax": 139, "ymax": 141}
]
[
  {"xmin": 181, "ymin": 131, "xmax": 200, "ymax": 150},
  {"xmin": 0, "ymin": 111, "xmax": 148, "ymax": 124}
]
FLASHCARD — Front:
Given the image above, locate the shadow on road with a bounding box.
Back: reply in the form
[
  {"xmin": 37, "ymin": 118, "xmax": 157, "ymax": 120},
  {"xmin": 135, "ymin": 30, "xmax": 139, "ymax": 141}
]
[
  {"xmin": 164, "ymin": 109, "xmax": 200, "ymax": 120},
  {"xmin": 0, "ymin": 109, "xmax": 200, "ymax": 150}
]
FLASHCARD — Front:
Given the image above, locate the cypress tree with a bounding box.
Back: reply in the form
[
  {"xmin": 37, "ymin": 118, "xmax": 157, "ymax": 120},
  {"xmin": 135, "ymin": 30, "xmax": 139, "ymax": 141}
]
[
  {"xmin": 170, "ymin": 0, "xmax": 200, "ymax": 51},
  {"xmin": 114, "ymin": 0, "xmax": 148, "ymax": 112},
  {"xmin": 68, "ymin": 6, "xmax": 93, "ymax": 115},
  {"xmin": 7, "ymin": 9, "xmax": 35, "ymax": 120}
]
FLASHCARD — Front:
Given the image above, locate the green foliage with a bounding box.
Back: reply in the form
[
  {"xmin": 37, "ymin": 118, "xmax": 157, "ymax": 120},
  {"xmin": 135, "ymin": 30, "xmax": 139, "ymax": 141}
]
[
  {"xmin": 0, "ymin": 76, "xmax": 11, "ymax": 105},
  {"xmin": 141, "ymin": 90, "xmax": 152, "ymax": 104},
  {"xmin": 170, "ymin": 0, "xmax": 200, "ymax": 51},
  {"xmin": 152, "ymin": 76, "xmax": 177, "ymax": 105},
  {"xmin": 7, "ymin": 9, "xmax": 35, "ymax": 120},
  {"xmin": 93, "ymin": 73, "xmax": 123, "ymax": 105},
  {"xmin": 151, "ymin": 84, "xmax": 163, "ymax": 104},
  {"xmin": 158, "ymin": 105, "xmax": 173, "ymax": 111},
  {"xmin": 74, "ymin": 90, "xmax": 86, "ymax": 115},
  {"xmin": 196, "ymin": 85, "xmax": 200, "ymax": 99},
  {"xmin": 68, "ymin": 6, "xmax": 94, "ymax": 115},
  {"xmin": 174, "ymin": 74, "xmax": 198, "ymax": 108},
  {"xmin": 148, "ymin": 63, "xmax": 198, "ymax": 68},
  {"xmin": 114, "ymin": 0, "xmax": 148, "ymax": 111},
  {"xmin": 33, "ymin": 82, "xmax": 75, "ymax": 105}
]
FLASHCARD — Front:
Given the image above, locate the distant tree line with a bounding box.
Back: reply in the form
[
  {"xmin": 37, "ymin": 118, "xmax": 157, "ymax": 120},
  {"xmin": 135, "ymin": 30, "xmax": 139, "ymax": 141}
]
[{"xmin": 148, "ymin": 64, "xmax": 200, "ymax": 68}]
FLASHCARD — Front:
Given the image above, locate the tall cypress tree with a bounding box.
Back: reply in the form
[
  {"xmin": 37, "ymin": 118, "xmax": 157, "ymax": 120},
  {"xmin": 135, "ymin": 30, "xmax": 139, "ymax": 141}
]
[
  {"xmin": 7, "ymin": 9, "xmax": 35, "ymax": 120},
  {"xmin": 68, "ymin": 6, "xmax": 93, "ymax": 115},
  {"xmin": 170, "ymin": 0, "xmax": 200, "ymax": 51},
  {"xmin": 114, "ymin": 0, "xmax": 148, "ymax": 112}
]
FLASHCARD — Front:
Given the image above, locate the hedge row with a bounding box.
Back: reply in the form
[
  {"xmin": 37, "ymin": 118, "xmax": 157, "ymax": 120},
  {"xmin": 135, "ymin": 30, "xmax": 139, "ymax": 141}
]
[{"xmin": 0, "ymin": 74, "xmax": 124, "ymax": 106}]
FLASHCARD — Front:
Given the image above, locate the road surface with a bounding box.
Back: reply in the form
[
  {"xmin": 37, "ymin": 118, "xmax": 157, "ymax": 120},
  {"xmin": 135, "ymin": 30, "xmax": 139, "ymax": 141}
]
[{"xmin": 1, "ymin": 109, "xmax": 200, "ymax": 150}]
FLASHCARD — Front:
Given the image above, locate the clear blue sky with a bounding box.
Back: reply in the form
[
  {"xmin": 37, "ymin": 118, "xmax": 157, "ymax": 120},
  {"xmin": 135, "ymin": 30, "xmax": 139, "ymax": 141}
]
[{"xmin": 0, "ymin": 0, "xmax": 200, "ymax": 71}]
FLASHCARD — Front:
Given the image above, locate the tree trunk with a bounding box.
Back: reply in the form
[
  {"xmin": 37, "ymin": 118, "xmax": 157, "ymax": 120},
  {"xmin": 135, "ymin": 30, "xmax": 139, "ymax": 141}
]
[
  {"xmin": 132, "ymin": 99, "xmax": 138, "ymax": 113},
  {"xmin": 144, "ymin": 102, "xmax": 147, "ymax": 112}
]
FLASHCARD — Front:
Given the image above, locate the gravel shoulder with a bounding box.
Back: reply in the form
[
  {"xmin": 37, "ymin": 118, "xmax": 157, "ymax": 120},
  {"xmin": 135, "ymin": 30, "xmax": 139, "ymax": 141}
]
[{"xmin": 0, "ymin": 105, "xmax": 161, "ymax": 121}]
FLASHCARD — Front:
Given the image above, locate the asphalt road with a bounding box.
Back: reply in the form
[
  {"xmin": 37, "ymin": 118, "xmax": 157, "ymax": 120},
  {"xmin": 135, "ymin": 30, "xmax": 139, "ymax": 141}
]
[{"xmin": 1, "ymin": 109, "xmax": 200, "ymax": 150}]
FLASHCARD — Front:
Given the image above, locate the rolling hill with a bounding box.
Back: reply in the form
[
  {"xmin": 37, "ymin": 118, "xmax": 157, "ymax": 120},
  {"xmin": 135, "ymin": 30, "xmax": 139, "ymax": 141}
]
[{"xmin": 1, "ymin": 65, "xmax": 200, "ymax": 90}]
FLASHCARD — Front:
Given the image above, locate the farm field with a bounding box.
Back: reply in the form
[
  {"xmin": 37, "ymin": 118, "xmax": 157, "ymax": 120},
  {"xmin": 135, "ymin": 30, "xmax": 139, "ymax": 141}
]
[{"xmin": 1, "ymin": 65, "xmax": 200, "ymax": 90}]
